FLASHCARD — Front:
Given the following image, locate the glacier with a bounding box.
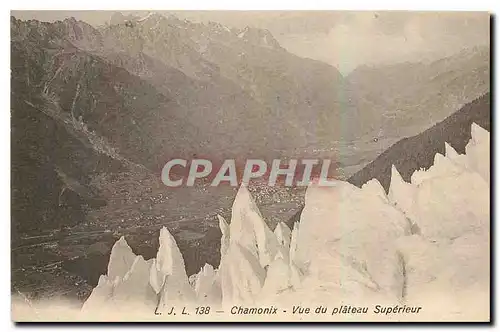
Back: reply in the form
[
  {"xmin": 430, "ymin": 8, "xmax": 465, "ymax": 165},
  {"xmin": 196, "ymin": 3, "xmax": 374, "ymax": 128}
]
[{"xmin": 12, "ymin": 123, "xmax": 490, "ymax": 321}]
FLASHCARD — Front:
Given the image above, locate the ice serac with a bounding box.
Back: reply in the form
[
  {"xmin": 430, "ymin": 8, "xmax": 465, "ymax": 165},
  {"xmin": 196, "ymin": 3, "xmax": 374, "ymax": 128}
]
[
  {"xmin": 396, "ymin": 231, "xmax": 489, "ymax": 320},
  {"xmin": 289, "ymin": 221, "xmax": 300, "ymax": 265},
  {"xmin": 259, "ymin": 257, "xmax": 293, "ymax": 301},
  {"xmin": 471, "ymin": 122, "xmax": 490, "ymax": 146},
  {"xmin": 444, "ymin": 141, "xmax": 471, "ymax": 171},
  {"xmin": 219, "ymin": 243, "xmax": 266, "ymax": 307},
  {"xmin": 444, "ymin": 142, "xmax": 459, "ymax": 159},
  {"xmin": 283, "ymin": 226, "xmax": 303, "ymax": 295},
  {"xmin": 394, "ymin": 123, "xmax": 490, "ymax": 320},
  {"xmin": 217, "ymin": 214, "xmax": 230, "ymax": 259},
  {"xmin": 294, "ymin": 180, "xmax": 410, "ymax": 302},
  {"xmin": 361, "ymin": 178, "xmax": 388, "ymax": 203},
  {"xmin": 112, "ymin": 256, "xmax": 157, "ymax": 309},
  {"xmin": 413, "ymin": 170, "xmax": 489, "ymax": 240},
  {"xmin": 465, "ymin": 123, "xmax": 490, "ymax": 183},
  {"xmin": 151, "ymin": 227, "xmax": 195, "ymax": 311},
  {"xmin": 410, "ymin": 124, "xmax": 490, "ymax": 240},
  {"xmin": 107, "ymin": 236, "xmax": 137, "ymax": 281},
  {"xmin": 274, "ymin": 222, "xmax": 292, "ymax": 249},
  {"xmin": 229, "ymin": 184, "xmax": 280, "ymax": 268},
  {"xmin": 411, "ymin": 153, "xmax": 464, "ymax": 186},
  {"xmin": 388, "ymin": 165, "xmax": 417, "ymax": 223},
  {"xmin": 82, "ymin": 237, "xmax": 157, "ymax": 315},
  {"xmin": 218, "ymin": 185, "xmax": 278, "ymax": 306},
  {"xmin": 81, "ymin": 275, "xmax": 114, "ymax": 314},
  {"xmin": 191, "ymin": 263, "xmax": 221, "ymax": 305}
]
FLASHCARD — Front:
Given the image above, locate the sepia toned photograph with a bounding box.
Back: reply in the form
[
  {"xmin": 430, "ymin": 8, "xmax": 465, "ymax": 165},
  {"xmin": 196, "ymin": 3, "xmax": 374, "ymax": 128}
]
[{"xmin": 10, "ymin": 10, "xmax": 491, "ymax": 322}]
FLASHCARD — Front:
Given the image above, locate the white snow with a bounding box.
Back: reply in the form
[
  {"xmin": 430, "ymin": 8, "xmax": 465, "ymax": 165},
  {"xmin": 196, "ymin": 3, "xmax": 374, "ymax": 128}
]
[
  {"xmin": 411, "ymin": 153, "xmax": 464, "ymax": 186},
  {"xmin": 289, "ymin": 221, "xmax": 300, "ymax": 265},
  {"xmin": 81, "ymin": 238, "xmax": 157, "ymax": 317},
  {"xmin": 466, "ymin": 123, "xmax": 490, "ymax": 183},
  {"xmin": 445, "ymin": 142, "xmax": 459, "ymax": 159},
  {"xmin": 228, "ymin": 184, "xmax": 280, "ymax": 268},
  {"xmin": 274, "ymin": 222, "xmax": 292, "ymax": 249},
  {"xmin": 388, "ymin": 165, "xmax": 418, "ymax": 223},
  {"xmin": 106, "ymin": 236, "xmax": 137, "ymax": 281},
  {"xmin": 412, "ymin": 171, "xmax": 489, "ymax": 240},
  {"xmin": 191, "ymin": 263, "xmax": 221, "ymax": 305},
  {"xmin": 218, "ymin": 243, "xmax": 266, "ymax": 307},
  {"xmin": 74, "ymin": 124, "xmax": 490, "ymax": 321},
  {"xmin": 293, "ymin": 180, "xmax": 409, "ymax": 302},
  {"xmin": 361, "ymin": 178, "xmax": 388, "ymax": 203},
  {"xmin": 217, "ymin": 214, "xmax": 230, "ymax": 260},
  {"xmin": 259, "ymin": 257, "xmax": 293, "ymax": 301}
]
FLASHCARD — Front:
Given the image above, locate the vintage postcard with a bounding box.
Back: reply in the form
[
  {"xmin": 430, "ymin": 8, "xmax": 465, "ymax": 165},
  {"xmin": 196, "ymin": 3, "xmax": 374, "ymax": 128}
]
[{"xmin": 10, "ymin": 10, "xmax": 491, "ymax": 322}]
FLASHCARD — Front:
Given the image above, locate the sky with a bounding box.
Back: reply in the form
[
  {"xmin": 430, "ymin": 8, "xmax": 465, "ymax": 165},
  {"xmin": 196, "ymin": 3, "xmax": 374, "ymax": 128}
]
[{"xmin": 11, "ymin": 10, "xmax": 490, "ymax": 74}]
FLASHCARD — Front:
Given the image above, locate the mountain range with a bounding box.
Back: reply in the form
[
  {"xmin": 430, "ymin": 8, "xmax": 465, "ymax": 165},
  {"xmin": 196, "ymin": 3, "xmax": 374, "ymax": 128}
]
[
  {"xmin": 10, "ymin": 13, "xmax": 490, "ymax": 300},
  {"xmin": 345, "ymin": 46, "xmax": 489, "ymax": 140}
]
